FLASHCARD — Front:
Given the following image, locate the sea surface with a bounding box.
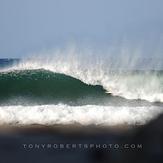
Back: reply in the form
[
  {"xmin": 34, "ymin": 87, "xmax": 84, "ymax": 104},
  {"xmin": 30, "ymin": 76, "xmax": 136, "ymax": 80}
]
[{"xmin": 0, "ymin": 58, "xmax": 163, "ymax": 126}]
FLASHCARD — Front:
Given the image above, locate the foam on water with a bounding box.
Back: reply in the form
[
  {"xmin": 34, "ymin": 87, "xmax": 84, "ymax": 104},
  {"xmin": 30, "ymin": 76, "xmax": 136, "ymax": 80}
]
[{"xmin": 0, "ymin": 104, "xmax": 162, "ymax": 126}]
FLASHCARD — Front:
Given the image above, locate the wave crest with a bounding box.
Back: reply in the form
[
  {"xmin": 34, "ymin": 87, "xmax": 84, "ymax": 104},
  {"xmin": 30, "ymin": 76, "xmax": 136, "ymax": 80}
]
[{"xmin": 1, "ymin": 56, "xmax": 163, "ymax": 103}]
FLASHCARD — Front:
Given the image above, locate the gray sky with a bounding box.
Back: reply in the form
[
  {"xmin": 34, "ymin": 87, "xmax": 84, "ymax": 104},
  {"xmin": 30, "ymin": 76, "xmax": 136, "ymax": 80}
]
[{"xmin": 0, "ymin": 0, "xmax": 163, "ymax": 58}]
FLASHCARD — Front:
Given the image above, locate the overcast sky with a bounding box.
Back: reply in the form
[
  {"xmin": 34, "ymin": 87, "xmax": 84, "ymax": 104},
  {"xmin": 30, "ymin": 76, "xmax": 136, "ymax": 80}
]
[{"xmin": 0, "ymin": 0, "xmax": 163, "ymax": 58}]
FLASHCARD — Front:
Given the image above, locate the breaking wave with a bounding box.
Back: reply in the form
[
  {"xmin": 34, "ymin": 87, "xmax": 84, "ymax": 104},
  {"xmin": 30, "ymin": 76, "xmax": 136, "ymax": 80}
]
[{"xmin": 2, "ymin": 55, "xmax": 163, "ymax": 103}]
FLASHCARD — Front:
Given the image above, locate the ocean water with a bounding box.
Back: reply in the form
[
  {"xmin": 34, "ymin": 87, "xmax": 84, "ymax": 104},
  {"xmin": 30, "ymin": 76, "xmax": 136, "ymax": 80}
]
[{"xmin": 0, "ymin": 58, "xmax": 163, "ymax": 126}]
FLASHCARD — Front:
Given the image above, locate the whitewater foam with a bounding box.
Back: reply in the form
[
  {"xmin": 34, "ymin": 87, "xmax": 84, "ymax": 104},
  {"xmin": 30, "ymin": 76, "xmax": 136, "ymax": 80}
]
[{"xmin": 0, "ymin": 104, "xmax": 162, "ymax": 126}]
